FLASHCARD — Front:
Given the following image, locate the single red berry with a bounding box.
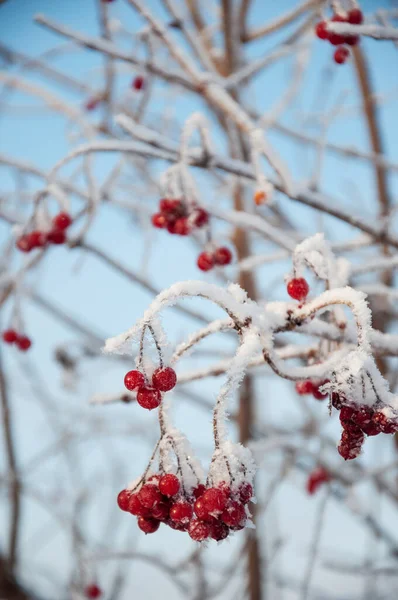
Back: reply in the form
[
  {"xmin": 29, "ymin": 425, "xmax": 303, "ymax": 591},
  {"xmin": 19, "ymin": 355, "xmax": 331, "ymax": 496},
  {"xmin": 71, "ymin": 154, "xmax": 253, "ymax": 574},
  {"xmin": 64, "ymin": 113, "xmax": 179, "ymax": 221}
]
[
  {"xmin": 117, "ymin": 489, "xmax": 131, "ymax": 511},
  {"xmin": 53, "ymin": 212, "xmax": 72, "ymax": 231},
  {"xmin": 124, "ymin": 370, "xmax": 145, "ymax": 391},
  {"xmin": 174, "ymin": 217, "xmax": 190, "ymax": 236},
  {"xmin": 342, "ymin": 420, "xmax": 363, "ymax": 438},
  {"xmin": 85, "ymin": 584, "xmax": 102, "ymax": 599},
  {"xmin": 306, "ymin": 467, "xmax": 330, "ymax": 495},
  {"xmin": 166, "ymin": 221, "xmax": 178, "ymax": 234},
  {"xmin": 152, "ymin": 501, "xmax": 170, "ymax": 521},
  {"xmin": 312, "ymin": 381, "xmax": 328, "ymax": 400},
  {"xmin": 152, "ymin": 367, "xmax": 177, "ymax": 392},
  {"xmin": 202, "ymin": 487, "xmax": 228, "ymax": 515},
  {"xmin": 287, "ymin": 277, "xmax": 309, "ymax": 301},
  {"xmin": 193, "ymin": 484, "xmax": 206, "ymax": 499},
  {"xmin": 238, "ymin": 482, "xmax": 253, "ymax": 505},
  {"xmin": 193, "ymin": 208, "xmax": 209, "ymax": 227},
  {"xmin": 132, "ymin": 76, "xmax": 145, "ymax": 91},
  {"xmin": 167, "ymin": 518, "xmax": 188, "ymax": 532},
  {"xmin": 338, "ymin": 440, "xmax": 362, "ymax": 460},
  {"xmin": 295, "ymin": 381, "xmax": 314, "ymax": 395},
  {"xmin": 372, "ymin": 412, "xmax": 398, "ymax": 434},
  {"xmin": 169, "ymin": 501, "xmax": 193, "ymax": 524},
  {"xmin": 128, "ymin": 493, "xmax": 149, "ymax": 516},
  {"xmin": 334, "ymin": 46, "xmax": 350, "ymax": 64},
  {"xmin": 197, "ymin": 252, "xmax": 214, "ymax": 272},
  {"xmin": 138, "ymin": 484, "xmax": 162, "ymax": 508},
  {"xmin": 345, "ymin": 35, "xmax": 359, "ymax": 46},
  {"xmin": 315, "ymin": 21, "xmax": 329, "ymax": 40},
  {"xmin": 47, "ymin": 229, "xmax": 66, "ymax": 245},
  {"xmin": 348, "ymin": 8, "xmax": 363, "ymax": 24},
  {"xmin": 136, "ymin": 386, "xmax": 162, "ymax": 410},
  {"xmin": 340, "ymin": 406, "xmax": 355, "ymax": 424},
  {"xmin": 85, "ymin": 97, "xmax": 100, "ymax": 111},
  {"xmin": 137, "ymin": 516, "xmax": 160, "ymax": 534},
  {"xmin": 2, "ymin": 329, "xmax": 18, "ymax": 344},
  {"xmin": 194, "ymin": 497, "xmax": 213, "ymax": 522},
  {"xmin": 351, "ymin": 405, "xmax": 373, "ymax": 428},
  {"xmin": 159, "ymin": 473, "xmax": 180, "ymax": 497},
  {"xmin": 210, "ymin": 520, "xmax": 229, "ymax": 541},
  {"xmin": 28, "ymin": 230, "xmax": 47, "ymax": 248},
  {"xmin": 16, "ymin": 335, "xmax": 32, "ymax": 351},
  {"xmin": 213, "ymin": 247, "xmax": 232, "ymax": 266},
  {"xmin": 188, "ymin": 519, "xmax": 210, "ymax": 542},
  {"xmin": 16, "ymin": 235, "xmax": 33, "ymax": 253},
  {"xmin": 360, "ymin": 421, "xmax": 381, "ymax": 437},
  {"xmin": 151, "ymin": 213, "xmax": 167, "ymax": 229},
  {"xmin": 221, "ymin": 500, "xmax": 246, "ymax": 529}
]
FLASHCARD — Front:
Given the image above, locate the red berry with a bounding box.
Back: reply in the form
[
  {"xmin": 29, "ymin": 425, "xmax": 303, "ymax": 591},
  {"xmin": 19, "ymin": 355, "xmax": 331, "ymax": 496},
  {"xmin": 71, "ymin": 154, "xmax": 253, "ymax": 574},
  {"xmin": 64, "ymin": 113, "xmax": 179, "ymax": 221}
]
[
  {"xmin": 306, "ymin": 467, "xmax": 330, "ymax": 495},
  {"xmin": 136, "ymin": 386, "xmax": 162, "ymax": 410},
  {"xmin": 124, "ymin": 370, "xmax": 145, "ymax": 391},
  {"xmin": 152, "ymin": 367, "xmax": 177, "ymax": 392},
  {"xmin": 342, "ymin": 420, "xmax": 363, "ymax": 438},
  {"xmin": 202, "ymin": 487, "xmax": 228, "ymax": 515},
  {"xmin": 210, "ymin": 520, "xmax": 229, "ymax": 541},
  {"xmin": 348, "ymin": 8, "xmax": 363, "ymax": 24},
  {"xmin": 85, "ymin": 97, "xmax": 100, "ymax": 111},
  {"xmin": 47, "ymin": 229, "xmax": 66, "ymax": 245},
  {"xmin": 360, "ymin": 421, "xmax": 381, "ymax": 437},
  {"xmin": 238, "ymin": 482, "xmax": 253, "ymax": 505},
  {"xmin": 167, "ymin": 518, "xmax": 188, "ymax": 532},
  {"xmin": 16, "ymin": 235, "xmax": 33, "ymax": 253},
  {"xmin": 128, "ymin": 493, "xmax": 148, "ymax": 516},
  {"xmin": 345, "ymin": 35, "xmax": 359, "ymax": 46},
  {"xmin": 170, "ymin": 501, "xmax": 193, "ymax": 524},
  {"xmin": 193, "ymin": 484, "xmax": 206, "ymax": 499},
  {"xmin": 188, "ymin": 519, "xmax": 210, "ymax": 542},
  {"xmin": 334, "ymin": 46, "xmax": 350, "ymax": 64},
  {"xmin": 151, "ymin": 213, "xmax": 167, "ymax": 228},
  {"xmin": 329, "ymin": 14, "xmax": 347, "ymax": 46},
  {"xmin": 28, "ymin": 230, "xmax": 47, "ymax": 248},
  {"xmin": 351, "ymin": 405, "xmax": 373, "ymax": 428},
  {"xmin": 133, "ymin": 75, "xmax": 145, "ymax": 91},
  {"xmin": 138, "ymin": 484, "xmax": 162, "ymax": 509},
  {"xmin": 53, "ymin": 212, "xmax": 72, "ymax": 230},
  {"xmin": 312, "ymin": 381, "xmax": 328, "ymax": 400},
  {"xmin": 159, "ymin": 198, "xmax": 181, "ymax": 213},
  {"xmin": 197, "ymin": 252, "xmax": 214, "ymax": 272},
  {"xmin": 287, "ymin": 277, "xmax": 309, "ymax": 301},
  {"xmin": 193, "ymin": 208, "xmax": 209, "ymax": 227},
  {"xmin": 16, "ymin": 335, "xmax": 31, "ymax": 351},
  {"xmin": 331, "ymin": 392, "xmax": 343, "ymax": 410},
  {"xmin": 2, "ymin": 329, "xmax": 17, "ymax": 344},
  {"xmin": 137, "ymin": 516, "xmax": 160, "ymax": 534},
  {"xmin": 372, "ymin": 412, "xmax": 398, "ymax": 434},
  {"xmin": 147, "ymin": 474, "xmax": 161, "ymax": 485},
  {"xmin": 194, "ymin": 497, "xmax": 213, "ymax": 522},
  {"xmin": 213, "ymin": 247, "xmax": 232, "ymax": 266},
  {"xmin": 315, "ymin": 21, "xmax": 329, "ymax": 40},
  {"xmin": 295, "ymin": 381, "xmax": 314, "ymax": 395},
  {"xmin": 340, "ymin": 406, "xmax": 355, "ymax": 424},
  {"xmin": 159, "ymin": 474, "xmax": 180, "ymax": 497},
  {"xmin": 117, "ymin": 489, "xmax": 131, "ymax": 511},
  {"xmin": 85, "ymin": 584, "xmax": 102, "ymax": 599},
  {"xmin": 174, "ymin": 217, "xmax": 190, "ymax": 236},
  {"xmin": 152, "ymin": 501, "xmax": 170, "ymax": 521},
  {"xmin": 221, "ymin": 500, "xmax": 246, "ymax": 529}
]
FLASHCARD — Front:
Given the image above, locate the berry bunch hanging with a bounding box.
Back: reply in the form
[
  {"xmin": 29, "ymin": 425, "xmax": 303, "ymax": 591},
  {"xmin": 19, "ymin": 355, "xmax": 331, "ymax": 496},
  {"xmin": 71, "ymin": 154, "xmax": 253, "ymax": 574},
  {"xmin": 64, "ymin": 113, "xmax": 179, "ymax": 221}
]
[
  {"xmin": 124, "ymin": 366, "xmax": 177, "ymax": 410},
  {"xmin": 197, "ymin": 247, "xmax": 233, "ymax": 272},
  {"xmin": 15, "ymin": 212, "xmax": 72, "ymax": 253},
  {"xmin": 315, "ymin": 6, "xmax": 363, "ymax": 64},
  {"xmin": 151, "ymin": 198, "xmax": 208, "ymax": 236},
  {"xmin": 2, "ymin": 329, "xmax": 32, "ymax": 351}
]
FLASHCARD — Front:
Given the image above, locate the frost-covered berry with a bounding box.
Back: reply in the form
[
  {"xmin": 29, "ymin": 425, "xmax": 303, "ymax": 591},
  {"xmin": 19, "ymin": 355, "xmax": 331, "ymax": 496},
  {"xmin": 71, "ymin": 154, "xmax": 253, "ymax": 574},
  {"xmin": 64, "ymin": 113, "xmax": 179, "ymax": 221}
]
[
  {"xmin": 137, "ymin": 516, "xmax": 160, "ymax": 534},
  {"xmin": 16, "ymin": 235, "xmax": 33, "ymax": 253},
  {"xmin": 210, "ymin": 520, "xmax": 229, "ymax": 541},
  {"xmin": 193, "ymin": 484, "xmax": 206, "ymax": 499},
  {"xmin": 351, "ymin": 406, "xmax": 373, "ymax": 428},
  {"xmin": 238, "ymin": 482, "xmax": 253, "ymax": 505},
  {"xmin": 128, "ymin": 493, "xmax": 147, "ymax": 516},
  {"xmin": 306, "ymin": 467, "xmax": 330, "ymax": 495},
  {"xmin": 117, "ymin": 489, "xmax": 131, "ymax": 511},
  {"xmin": 47, "ymin": 229, "xmax": 66, "ymax": 245},
  {"xmin": 193, "ymin": 208, "xmax": 209, "ymax": 227},
  {"xmin": 312, "ymin": 381, "xmax": 328, "ymax": 400},
  {"xmin": 53, "ymin": 212, "xmax": 72, "ymax": 230},
  {"xmin": 170, "ymin": 501, "xmax": 193, "ymax": 524},
  {"xmin": 348, "ymin": 8, "xmax": 363, "ymax": 24},
  {"xmin": 372, "ymin": 412, "xmax": 398, "ymax": 434},
  {"xmin": 197, "ymin": 252, "xmax": 214, "ymax": 272},
  {"xmin": 159, "ymin": 474, "xmax": 180, "ymax": 497},
  {"xmin": 339, "ymin": 405, "xmax": 355, "ymax": 425},
  {"xmin": 152, "ymin": 367, "xmax": 177, "ymax": 392},
  {"xmin": 213, "ymin": 247, "xmax": 232, "ymax": 266},
  {"xmin": 194, "ymin": 498, "xmax": 212, "ymax": 522},
  {"xmin": 16, "ymin": 335, "xmax": 32, "ymax": 351},
  {"xmin": 29, "ymin": 230, "xmax": 47, "ymax": 248},
  {"xmin": 221, "ymin": 500, "xmax": 246, "ymax": 529},
  {"xmin": 360, "ymin": 421, "xmax": 381, "ymax": 437},
  {"xmin": 3, "ymin": 329, "xmax": 17, "ymax": 344},
  {"xmin": 124, "ymin": 370, "xmax": 145, "ymax": 391},
  {"xmin": 133, "ymin": 76, "xmax": 145, "ymax": 90},
  {"xmin": 138, "ymin": 484, "xmax": 162, "ymax": 508},
  {"xmin": 85, "ymin": 584, "xmax": 102, "ymax": 599},
  {"xmin": 334, "ymin": 46, "xmax": 350, "ymax": 64},
  {"xmin": 202, "ymin": 487, "xmax": 228, "ymax": 515},
  {"xmin": 315, "ymin": 21, "xmax": 329, "ymax": 40},
  {"xmin": 295, "ymin": 381, "xmax": 314, "ymax": 395},
  {"xmin": 188, "ymin": 519, "xmax": 210, "ymax": 542},
  {"xmin": 152, "ymin": 501, "xmax": 170, "ymax": 521},
  {"xmin": 136, "ymin": 386, "xmax": 162, "ymax": 410},
  {"xmin": 287, "ymin": 277, "xmax": 309, "ymax": 301}
]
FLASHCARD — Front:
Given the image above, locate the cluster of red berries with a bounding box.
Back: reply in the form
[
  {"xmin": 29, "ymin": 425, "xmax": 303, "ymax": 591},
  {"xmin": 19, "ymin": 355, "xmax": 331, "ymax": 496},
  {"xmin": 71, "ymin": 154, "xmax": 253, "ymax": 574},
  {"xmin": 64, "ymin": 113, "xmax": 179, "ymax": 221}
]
[
  {"xmin": 315, "ymin": 8, "xmax": 363, "ymax": 64},
  {"xmin": 295, "ymin": 379, "xmax": 329, "ymax": 401},
  {"xmin": 117, "ymin": 474, "xmax": 253, "ymax": 542},
  {"xmin": 286, "ymin": 276, "xmax": 309, "ymax": 301},
  {"xmin": 151, "ymin": 198, "xmax": 209, "ymax": 237},
  {"xmin": 333, "ymin": 394, "xmax": 398, "ymax": 460},
  {"xmin": 197, "ymin": 247, "xmax": 233, "ymax": 272},
  {"xmin": 85, "ymin": 584, "xmax": 102, "ymax": 599},
  {"xmin": 306, "ymin": 466, "xmax": 330, "ymax": 495},
  {"xmin": 123, "ymin": 366, "xmax": 177, "ymax": 410},
  {"xmin": 2, "ymin": 329, "xmax": 32, "ymax": 351},
  {"xmin": 16, "ymin": 212, "xmax": 72, "ymax": 253}
]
